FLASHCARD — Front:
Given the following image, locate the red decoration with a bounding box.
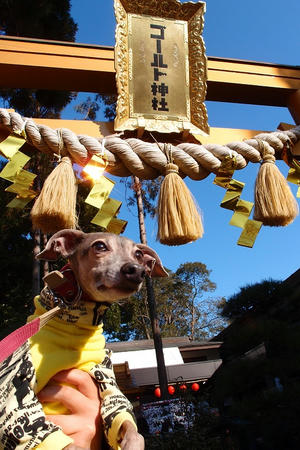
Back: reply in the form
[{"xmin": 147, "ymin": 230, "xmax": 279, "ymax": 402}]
[
  {"xmin": 154, "ymin": 387, "xmax": 161, "ymax": 398},
  {"xmin": 168, "ymin": 385, "xmax": 175, "ymax": 395},
  {"xmin": 179, "ymin": 384, "xmax": 187, "ymax": 391},
  {"xmin": 191, "ymin": 382, "xmax": 200, "ymax": 392}
]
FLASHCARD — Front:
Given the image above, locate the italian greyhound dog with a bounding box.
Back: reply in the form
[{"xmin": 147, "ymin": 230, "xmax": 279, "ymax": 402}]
[{"xmin": 0, "ymin": 229, "xmax": 168, "ymax": 450}]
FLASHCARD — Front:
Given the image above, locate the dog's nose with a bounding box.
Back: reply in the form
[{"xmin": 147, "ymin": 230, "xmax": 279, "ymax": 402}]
[{"xmin": 121, "ymin": 263, "xmax": 146, "ymax": 284}]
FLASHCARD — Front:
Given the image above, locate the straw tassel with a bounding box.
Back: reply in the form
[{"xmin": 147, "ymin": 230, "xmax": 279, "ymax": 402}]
[
  {"xmin": 253, "ymin": 140, "xmax": 299, "ymax": 226},
  {"xmin": 157, "ymin": 144, "xmax": 203, "ymax": 245},
  {"xmin": 31, "ymin": 156, "xmax": 78, "ymax": 233}
]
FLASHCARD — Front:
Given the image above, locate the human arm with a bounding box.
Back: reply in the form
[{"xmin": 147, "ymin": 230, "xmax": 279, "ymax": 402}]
[{"xmin": 38, "ymin": 368, "xmax": 144, "ymax": 450}]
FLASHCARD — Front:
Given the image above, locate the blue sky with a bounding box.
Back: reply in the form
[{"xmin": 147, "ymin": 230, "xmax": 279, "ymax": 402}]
[{"xmin": 65, "ymin": 0, "xmax": 300, "ymax": 300}]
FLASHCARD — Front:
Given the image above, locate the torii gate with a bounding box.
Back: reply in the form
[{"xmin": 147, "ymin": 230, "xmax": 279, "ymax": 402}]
[
  {"xmin": 0, "ymin": 34, "xmax": 300, "ymax": 139},
  {"xmin": 0, "ymin": 32, "xmax": 300, "ymax": 401}
]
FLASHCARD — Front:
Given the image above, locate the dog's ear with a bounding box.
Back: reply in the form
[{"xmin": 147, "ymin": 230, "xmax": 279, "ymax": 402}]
[
  {"xmin": 37, "ymin": 230, "xmax": 85, "ymax": 260},
  {"xmin": 136, "ymin": 244, "xmax": 168, "ymax": 278}
]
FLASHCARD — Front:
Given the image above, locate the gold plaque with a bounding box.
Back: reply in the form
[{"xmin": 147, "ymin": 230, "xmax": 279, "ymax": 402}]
[{"xmin": 114, "ymin": 0, "xmax": 209, "ymax": 136}]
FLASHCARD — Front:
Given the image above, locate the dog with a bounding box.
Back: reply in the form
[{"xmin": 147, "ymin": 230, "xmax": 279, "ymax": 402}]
[{"xmin": 0, "ymin": 229, "xmax": 168, "ymax": 450}]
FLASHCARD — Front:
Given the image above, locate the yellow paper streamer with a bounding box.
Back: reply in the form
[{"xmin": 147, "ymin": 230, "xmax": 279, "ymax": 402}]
[
  {"xmin": 7, "ymin": 196, "xmax": 34, "ymax": 209},
  {"xmin": 85, "ymin": 176, "xmax": 115, "ymax": 209},
  {"xmin": 237, "ymin": 219, "xmax": 263, "ymax": 248},
  {"xmin": 229, "ymin": 199, "xmax": 254, "ymax": 228},
  {"xmin": 5, "ymin": 169, "xmax": 37, "ymax": 197},
  {"xmin": 91, "ymin": 198, "xmax": 122, "ymax": 228},
  {"xmin": 287, "ymin": 159, "xmax": 300, "ymax": 198},
  {"xmin": 220, "ymin": 179, "xmax": 245, "ymax": 210},
  {"xmin": 0, "ymin": 135, "xmax": 25, "ymax": 159},
  {"xmin": 106, "ymin": 218, "xmax": 128, "ymax": 235},
  {"xmin": 6, "ymin": 184, "xmax": 36, "ymax": 198},
  {"xmin": 0, "ymin": 152, "xmax": 30, "ymax": 182},
  {"xmin": 213, "ymin": 157, "xmax": 262, "ymax": 247},
  {"xmin": 0, "ymin": 135, "xmax": 37, "ymax": 208},
  {"xmin": 213, "ymin": 156, "xmax": 236, "ymax": 188}
]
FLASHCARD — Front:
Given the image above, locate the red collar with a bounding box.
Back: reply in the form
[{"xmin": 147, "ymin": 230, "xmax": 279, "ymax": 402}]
[{"xmin": 51, "ymin": 264, "xmax": 93, "ymax": 304}]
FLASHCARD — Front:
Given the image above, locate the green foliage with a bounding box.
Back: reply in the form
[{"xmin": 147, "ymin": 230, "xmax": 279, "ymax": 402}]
[
  {"xmin": 122, "ymin": 177, "xmax": 163, "ymax": 219},
  {"xmin": 0, "ymin": 0, "xmax": 77, "ymax": 118},
  {"xmin": 175, "ymin": 262, "xmax": 226, "ymax": 340},
  {"xmin": 100, "ymin": 95, "xmax": 117, "ymax": 121},
  {"xmin": 0, "ymin": 176, "xmax": 34, "ymax": 339},
  {"xmin": 176, "ymin": 262, "xmax": 216, "ymax": 291},
  {"xmin": 103, "ymin": 270, "xmax": 188, "ymax": 341},
  {"xmin": 221, "ymin": 279, "xmax": 283, "ymax": 320},
  {"xmin": 0, "ymin": 0, "xmax": 78, "ymax": 337},
  {"xmin": 213, "ymin": 370, "xmax": 300, "ymax": 449},
  {"xmin": 211, "ymin": 278, "xmax": 300, "ymax": 449},
  {"xmin": 220, "ymin": 317, "xmax": 269, "ymax": 360},
  {"xmin": 74, "ymin": 94, "xmax": 117, "ymax": 121},
  {"xmin": 74, "ymin": 96, "xmax": 101, "ymax": 121},
  {"xmin": 0, "ymin": 89, "xmax": 77, "ymax": 118},
  {"xmin": 0, "ymin": 0, "xmax": 77, "ymax": 40},
  {"xmin": 103, "ymin": 263, "xmax": 227, "ymax": 341}
]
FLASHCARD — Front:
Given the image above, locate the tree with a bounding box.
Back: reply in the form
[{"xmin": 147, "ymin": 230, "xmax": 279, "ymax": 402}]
[
  {"xmin": 0, "ymin": 172, "xmax": 34, "ymax": 339},
  {"xmin": 104, "ymin": 263, "xmax": 227, "ymax": 341},
  {"xmin": 105, "ymin": 270, "xmax": 188, "ymax": 340},
  {"xmin": 0, "ymin": 0, "xmax": 77, "ymax": 117},
  {"xmin": 210, "ymin": 279, "xmax": 300, "ymax": 450},
  {"xmin": 74, "ymin": 94, "xmax": 117, "ymax": 122},
  {"xmin": 0, "ymin": 1, "xmax": 78, "ymax": 335},
  {"xmin": 221, "ymin": 279, "xmax": 283, "ymax": 320},
  {"xmin": 175, "ymin": 262, "xmax": 226, "ymax": 340},
  {"xmin": 122, "ymin": 177, "xmax": 163, "ymax": 219},
  {"xmin": 0, "ymin": 0, "xmax": 77, "ymax": 40}
]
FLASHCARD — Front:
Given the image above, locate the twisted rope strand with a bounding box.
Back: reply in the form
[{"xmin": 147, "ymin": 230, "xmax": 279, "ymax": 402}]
[{"xmin": 0, "ymin": 108, "xmax": 299, "ymax": 180}]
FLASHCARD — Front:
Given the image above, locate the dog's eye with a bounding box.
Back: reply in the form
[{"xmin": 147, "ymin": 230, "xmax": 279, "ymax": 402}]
[
  {"xmin": 135, "ymin": 250, "xmax": 144, "ymax": 261},
  {"xmin": 92, "ymin": 241, "xmax": 108, "ymax": 252}
]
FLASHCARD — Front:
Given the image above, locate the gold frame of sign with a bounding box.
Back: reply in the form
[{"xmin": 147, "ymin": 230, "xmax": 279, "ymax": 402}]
[{"xmin": 114, "ymin": 0, "xmax": 209, "ymax": 136}]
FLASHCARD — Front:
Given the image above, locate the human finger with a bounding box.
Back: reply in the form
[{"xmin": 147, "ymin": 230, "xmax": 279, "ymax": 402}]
[
  {"xmin": 51, "ymin": 369, "xmax": 99, "ymax": 400},
  {"xmin": 38, "ymin": 384, "xmax": 89, "ymax": 413},
  {"xmin": 68, "ymin": 431, "xmax": 100, "ymax": 450},
  {"xmin": 45, "ymin": 414, "xmax": 79, "ymax": 436},
  {"xmin": 121, "ymin": 433, "xmax": 145, "ymax": 450}
]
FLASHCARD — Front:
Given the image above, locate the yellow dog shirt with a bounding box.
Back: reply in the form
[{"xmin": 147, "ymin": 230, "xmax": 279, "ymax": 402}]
[{"xmin": 0, "ymin": 290, "xmax": 136, "ymax": 450}]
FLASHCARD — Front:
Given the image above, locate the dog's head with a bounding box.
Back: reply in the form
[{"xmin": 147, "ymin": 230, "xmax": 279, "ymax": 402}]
[{"xmin": 37, "ymin": 230, "xmax": 168, "ymax": 302}]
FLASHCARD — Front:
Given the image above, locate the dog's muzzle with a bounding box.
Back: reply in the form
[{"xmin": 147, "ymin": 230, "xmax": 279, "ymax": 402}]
[{"xmin": 121, "ymin": 263, "xmax": 146, "ymax": 285}]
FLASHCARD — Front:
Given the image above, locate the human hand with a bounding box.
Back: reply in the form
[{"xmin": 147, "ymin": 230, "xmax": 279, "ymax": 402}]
[
  {"xmin": 38, "ymin": 369, "xmax": 102, "ymax": 450},
  {"xmin": 118, "ymin": 420, "xmax": 144, "ymax": 450}
]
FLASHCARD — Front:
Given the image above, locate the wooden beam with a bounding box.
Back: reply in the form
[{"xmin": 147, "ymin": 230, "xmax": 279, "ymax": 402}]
[
  {"xmin": 32, "ymin": 118, "xmax": 115, "ymax": 137},
  {"xmin": 0, "ymin": 36, "xmax": 116, "ymax": 94},
  {"xmin": 0, "ymin": 36, "xmax": 300, "ymax": 107},
  {"xmin": 208, "ymin": 57, "xmax": 300, "ymax": 107},
  {"xmin": 3, "ymin": 117, "xmax": 266, "ymax": 144}
]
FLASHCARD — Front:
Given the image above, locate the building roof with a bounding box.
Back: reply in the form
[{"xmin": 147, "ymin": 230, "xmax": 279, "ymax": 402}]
[
  {"xmin": 283, "ymin": 268, "xmax": 300, "ymax": 289},
  {"xmin": 130, "ymin": 359, "xmax": 223, "ymax": 386},
  {"xmin": 107, "ymin": 337, "xmax": 223, "ymax": 353}
]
